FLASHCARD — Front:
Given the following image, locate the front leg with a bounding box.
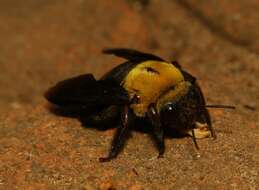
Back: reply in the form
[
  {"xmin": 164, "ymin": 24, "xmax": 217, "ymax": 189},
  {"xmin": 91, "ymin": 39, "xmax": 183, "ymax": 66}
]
[
  {"xmin": 147, "ymin": 104, "xmax": 165, "ymax": 158},
  {"xmin": 194, "ymin": 84, "xmax": 216, "ymax": 139},
  {"xmin": 196, "ymin": 108, "xmax": 216, "ymax": 139},
  {"xmin": 202, "ymin": 108, "xmax": 216, "ymax": 139},
  {"xmin": 99, "ymin": 106, "xmax": 135, "ymax": 162},
  {"xmin": 191, "ymin": 128, "xmax": 200, "ymax": 150}
]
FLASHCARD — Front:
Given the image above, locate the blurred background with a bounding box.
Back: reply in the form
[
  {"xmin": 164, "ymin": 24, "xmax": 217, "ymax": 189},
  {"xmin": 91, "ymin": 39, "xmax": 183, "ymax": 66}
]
[
  {"xmin": 1, "ymin": 0, "xmax": 258, "ymax": 111},
  {"xmin": 0, "ymin": 0, "xmax": 258, "ymax": 189}
]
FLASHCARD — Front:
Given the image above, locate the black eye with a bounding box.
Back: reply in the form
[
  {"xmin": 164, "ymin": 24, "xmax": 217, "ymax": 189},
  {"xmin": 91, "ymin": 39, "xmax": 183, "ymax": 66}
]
[
  {"xmin": 167, "ymin": 105, "xmax": 173, "ymax": 111},
  {"xmin": 165, "ymin": 103, "xmax": 176, "ymax": 112},
  {"xmin": 160, "ymin": 103, "xmax": 179, "ymax": 127}
]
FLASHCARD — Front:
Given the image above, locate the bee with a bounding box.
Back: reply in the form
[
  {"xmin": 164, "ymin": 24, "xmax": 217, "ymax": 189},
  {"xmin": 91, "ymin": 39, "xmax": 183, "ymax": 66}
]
[{"xmin": 45, "ymin": 48, "xmax": 235, "ymax": 162}]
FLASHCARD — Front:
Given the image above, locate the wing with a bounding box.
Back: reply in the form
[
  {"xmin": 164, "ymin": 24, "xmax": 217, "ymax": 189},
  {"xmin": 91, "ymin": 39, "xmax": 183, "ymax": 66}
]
[
  {"xmin": 101, "ymin": 61, "xmax": 137, "ymax": 83},
  {"xmin": 171, "ymin": 61, "xmax": 196, "ymax": 84},
  {"xmin": 45, "ymin": 74, "xmax": 130, "ymax": 110},
  {"xmin": 102, "ymin": 48, "xmax": 164, "ymax": 83},
  {"xmin": 102, "ymin": 48, "xmax": 196, "ymax": 84},
  {"xmin": 103, "ymin": 48, "xmax": 164, "ymax": 62}
]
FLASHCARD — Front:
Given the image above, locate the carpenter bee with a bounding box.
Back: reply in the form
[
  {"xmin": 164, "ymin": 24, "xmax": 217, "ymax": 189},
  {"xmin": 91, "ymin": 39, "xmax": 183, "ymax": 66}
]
[{"xmin": 45, "ymin": 48, "xmax": 235, "ymax": 162}]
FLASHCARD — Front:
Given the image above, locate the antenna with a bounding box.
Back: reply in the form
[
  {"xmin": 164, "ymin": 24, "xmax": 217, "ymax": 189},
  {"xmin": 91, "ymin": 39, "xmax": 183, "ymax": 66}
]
[
  {"xmin": 192, "ymin": 105, "xmax": 236, "ymax": 110},
  {"xmin": 204, "ymin": 105, "xmax": 235, "ymax": 109}
]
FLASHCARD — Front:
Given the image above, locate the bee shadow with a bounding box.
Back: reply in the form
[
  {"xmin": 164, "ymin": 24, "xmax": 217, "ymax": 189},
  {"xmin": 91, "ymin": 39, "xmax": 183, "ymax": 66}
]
[
  {"xmin": 46, "ymin": 104, "xmax": 119, "ymax": 131},
  {"xmin": 47, "ymin": 104, "xmax": 187, "ymax": 138},
  {"xmin": 134, "ymin": 119, "xmax": 188, "ymax": 139}
]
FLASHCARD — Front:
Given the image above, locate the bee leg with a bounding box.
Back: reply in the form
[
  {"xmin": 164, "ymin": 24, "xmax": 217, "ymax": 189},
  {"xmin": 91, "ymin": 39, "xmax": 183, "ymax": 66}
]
[
  {"xmin": 147, "ymin": 104, "xmax": 165, "ymax": 158},
  {"xmin": 199, "ymin": 108, "xmax": 216, "ymax": 139},
  {"xmin": 191, "ymin": 129, "xmax": 200, "ymax": 150},
  {"xmin": 190, "ymin": 122, "xmax": 210, "ymax": 138},
  {"xmin": 194, "ymin": 84, "xmax": 216, "ymax": 139},
  {"xmin": 99, "ymin": 106, "xmax": 134, "ymax": 162}
]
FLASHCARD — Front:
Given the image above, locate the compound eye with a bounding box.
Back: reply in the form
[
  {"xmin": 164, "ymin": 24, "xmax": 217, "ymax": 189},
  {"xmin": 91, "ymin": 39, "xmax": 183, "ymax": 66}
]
[
  {"xmin": 168, "ymin": 105, "xmax": 173, "ymax": 111},
  {"xmin": 166, "ymin": 103, "xmax": 177, "ymax": 112},
  {"xmin": 160, "ymin": 103, "xmax": 179, "ymax": 127}
]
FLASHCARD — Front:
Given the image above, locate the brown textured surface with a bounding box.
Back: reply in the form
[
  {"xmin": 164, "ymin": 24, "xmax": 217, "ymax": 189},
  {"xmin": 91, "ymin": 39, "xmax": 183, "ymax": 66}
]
[{"xmin": 0, "ymin": 0, "xmax": 258, "ymax": 189}]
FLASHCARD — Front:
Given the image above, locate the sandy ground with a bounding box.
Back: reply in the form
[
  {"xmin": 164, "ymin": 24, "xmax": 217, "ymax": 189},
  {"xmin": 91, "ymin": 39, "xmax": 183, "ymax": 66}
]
[{"xmin": 0, "ymin": 0, "xmax": 258, "ymax": 189}]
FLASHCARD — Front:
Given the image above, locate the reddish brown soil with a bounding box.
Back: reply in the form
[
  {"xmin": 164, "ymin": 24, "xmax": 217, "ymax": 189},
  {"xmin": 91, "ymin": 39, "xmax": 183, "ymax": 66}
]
[{"xmin": 0, "ymin": 0, "xmax": 258, "ymax": 189}]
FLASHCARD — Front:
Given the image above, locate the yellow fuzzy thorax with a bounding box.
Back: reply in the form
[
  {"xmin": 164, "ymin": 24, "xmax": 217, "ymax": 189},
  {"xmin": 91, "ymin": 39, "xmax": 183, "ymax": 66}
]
[
  {"xmin": 123, "ymin": 60, "xmax": 184, "ymax": 117},
  {"xmin": 156, "ymin": 81, "xmax": 191, "ymax": 113}
]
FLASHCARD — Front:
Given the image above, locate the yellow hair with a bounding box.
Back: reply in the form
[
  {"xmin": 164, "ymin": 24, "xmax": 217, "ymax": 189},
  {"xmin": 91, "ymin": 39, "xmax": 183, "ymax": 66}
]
[{"xmin": 123, "ymin": 60, "xmax": 184, "ymax": 117}]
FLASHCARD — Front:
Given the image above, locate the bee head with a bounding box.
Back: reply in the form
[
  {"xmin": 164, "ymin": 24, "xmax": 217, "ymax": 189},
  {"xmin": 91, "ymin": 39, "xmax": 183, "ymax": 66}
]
[
  {"xmin": 158, "ymin": 83, "xmax": 201, "ymax": 129},
  {"xmin": 158, "ymin": 82, "xmax": 235, "ymax": 130}
]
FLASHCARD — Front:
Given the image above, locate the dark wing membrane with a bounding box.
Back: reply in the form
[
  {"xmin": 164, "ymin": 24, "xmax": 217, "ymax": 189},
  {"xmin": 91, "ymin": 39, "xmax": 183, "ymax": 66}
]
[
  {"xmin": 45, "ymin": 74, "xmax": 130, "ymax": 109},
  {"xmin": 171, "ymin": 61, "xmax": 196, "ymax": 84},
  {"xmin": 182, "ymin": 70, "xmax": 196, "ymax": 84},
  {"xmin": 102, "ymin": 49, "xmax": 196, "ymax": 84},
  {"xmin": 171, "ymin": 61, "xmax": 182, "ymax": 69},
  {"xmin": 103, "ymin": 48, "xmax": 164, "ymax": 62},
  {"xmin": 102, "ymin": 48, "xmax": 164, "ymax": 83},
  {"xmin": 101, "ymin": 61, "xmax": 138, "ymax": 83}
]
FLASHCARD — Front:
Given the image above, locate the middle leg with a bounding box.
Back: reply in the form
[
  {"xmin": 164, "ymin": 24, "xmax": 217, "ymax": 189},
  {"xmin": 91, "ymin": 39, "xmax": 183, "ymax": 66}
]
[
  {"xmin": 99, "ymin": 106, "xmax": 135, "ymax": 162},
  {"xmin": 147, "ymin": 104, "xmax": 165, "ymax": 158}
]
